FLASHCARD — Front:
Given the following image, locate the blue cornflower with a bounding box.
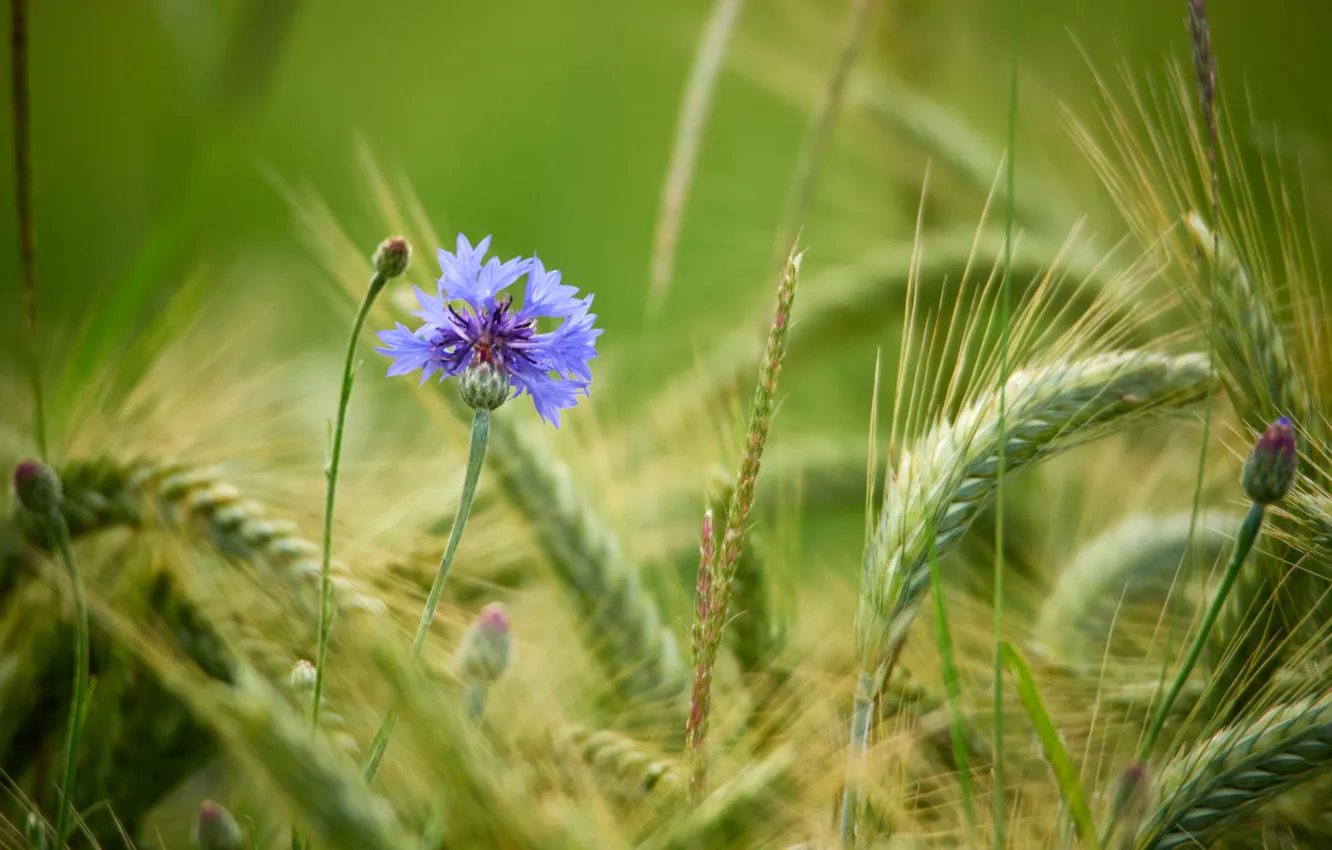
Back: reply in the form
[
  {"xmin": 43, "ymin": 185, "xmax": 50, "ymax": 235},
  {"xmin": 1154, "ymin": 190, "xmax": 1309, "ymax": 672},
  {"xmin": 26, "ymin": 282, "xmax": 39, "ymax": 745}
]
[{"xmin": 376, "ymin": 234, "xmax": 602, "ymax": 426}]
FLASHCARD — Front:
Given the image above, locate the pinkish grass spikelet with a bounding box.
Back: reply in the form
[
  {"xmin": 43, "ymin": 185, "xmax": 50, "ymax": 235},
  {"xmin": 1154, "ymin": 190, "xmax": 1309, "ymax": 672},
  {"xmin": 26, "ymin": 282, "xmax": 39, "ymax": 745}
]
[
  {"xmin": 685, "ymin": 507, "xmax": 716, "ymax": 797},
  {"xmin": 684, "ymin": 247, "xmax": 801, "ymax": 798}
]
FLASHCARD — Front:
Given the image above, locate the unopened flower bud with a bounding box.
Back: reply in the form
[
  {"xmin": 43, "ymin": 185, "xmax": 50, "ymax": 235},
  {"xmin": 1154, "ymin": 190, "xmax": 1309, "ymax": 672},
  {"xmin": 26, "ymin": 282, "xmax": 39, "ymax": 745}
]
[
  {"xmin": 25, "ymin": 812, "xmax": 48, "ymax": 850},
  {"xmin": 12, "ymin": 459, "xmax": 61, "ymax": 515},
  {"xmin": 457, "ymin": 602, "xmax": 512, "ymax": 683},
  {"xmin": 459, "ymin": 360, "xmax": 511, "ymax": 412},
  {"xmin": 290, "ymin": 659, "xmax": 316, "ymax": 694},
  {"xmin": 1105, "ymin": 761, "xmax": 1150, "ymax": 845},
  {"xmin": 1241, "ymin": 416, "xmax": 1298, "ymax": 505},
  {"xmin": 192, "ymin": 801, "xmax": 243, "ymax": 850},
  {"xmin": 372, "ymin": 235, "xmax": 412, "ymax": 279}
]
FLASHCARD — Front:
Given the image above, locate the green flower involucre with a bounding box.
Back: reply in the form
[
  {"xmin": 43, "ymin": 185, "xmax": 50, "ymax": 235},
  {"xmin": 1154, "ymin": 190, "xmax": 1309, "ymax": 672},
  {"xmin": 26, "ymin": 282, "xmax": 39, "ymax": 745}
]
[{"xmin": 1241, "ymin": 416, "xmax": 1298, "ymax": 505}]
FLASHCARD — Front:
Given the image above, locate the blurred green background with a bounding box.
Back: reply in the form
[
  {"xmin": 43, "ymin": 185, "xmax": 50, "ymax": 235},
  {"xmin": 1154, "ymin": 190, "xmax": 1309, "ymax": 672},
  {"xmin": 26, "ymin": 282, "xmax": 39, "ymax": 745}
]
[{"xmin": 2, "ymin": 0, "xmax": 1331, "ymax": 424}]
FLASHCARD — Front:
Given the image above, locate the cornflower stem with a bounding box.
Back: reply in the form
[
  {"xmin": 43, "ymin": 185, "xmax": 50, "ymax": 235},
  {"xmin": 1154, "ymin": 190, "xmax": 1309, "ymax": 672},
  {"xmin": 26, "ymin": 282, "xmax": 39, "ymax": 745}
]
[
  {"xmin": 839, "ymin": 671, "xmax": 874, "ymax": 845},
  {"xmin": 311, "ymin": 269, "xmax": 388, "ymax": 730},
  {"xmin": 49, "ymin": 510, "xmax": 88, "ymax": 850},
  {"xmin": 362, "ymin": 409, "xmax": 491, "ymax": 782},
  {"xmin": 1139, "ymin": 500, "xmax": 1266, "ymax": 760},
  {"xmin": 298, "ymin": 270, "xmax": 384, "ymax": 850},
  {"xmin": 683, "ymin": 250, "xmax": 800, "ymax": 800},
  {"xmin": 466, "ymin": 681, "xmax": 488, "ymax": 721}
]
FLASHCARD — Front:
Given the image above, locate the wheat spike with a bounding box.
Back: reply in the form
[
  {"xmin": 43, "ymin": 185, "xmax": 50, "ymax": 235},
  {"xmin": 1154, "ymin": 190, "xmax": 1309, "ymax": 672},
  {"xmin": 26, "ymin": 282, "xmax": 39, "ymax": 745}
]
[
  {"xmin": 1182, "ymin": 213, "xmax": 1310, "ymax": 433},
  {"xmin": 1134, "ymin": 692, "xmax": 1332, "ymax": 849},
  {"xmin": 857, "ymin": 351, "xmax": 1214, "ymax": 687},
  {"xmin": 7, "ymin": 456, "xmax": 386, "ymax": 619},
  {"xmin": 483, "ymin": 413, "xmax": 688, "ymax": 714},
  {"xmin": 646, "ymin": 745, "xmax": 796, "ymax": 850},
  {"xmin": 561, "ymin": 724, "xmax": 680, "ymax": 804},
  {"xmin": 1035, "ymin": 511, "xmax": 1239, "ymax": 670}
]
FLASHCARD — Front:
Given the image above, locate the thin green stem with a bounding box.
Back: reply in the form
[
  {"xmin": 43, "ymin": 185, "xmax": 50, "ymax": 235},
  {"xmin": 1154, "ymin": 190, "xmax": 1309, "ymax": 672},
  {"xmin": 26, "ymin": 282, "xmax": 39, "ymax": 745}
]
[
  {"xmin": 466, "ymin": 680, "xmax": 488, "ymax": 721},
  {"xmin": 1139, "ymin": 501, "xmax": 1266, "ymax": 759},
  {"xmin": 1150, "ymin": 0, "xmax": 1223, "ymax": 791},
  {"xmin": 362, "ymin": 409, "xmax": 491, "ymax": 782},
  {"xmin": 299, "ymin": 272, "xmax": 384, "ymax": 850},
  {"xmin": 50, "ymin": 511, "xmax": 88, "ymax": 850},
  {"xmin": 929, "ymin": 518, "xmax": 977, "ymax": 840},
  {"xmin": 839, "ymin": 671, "xmax": 874, "ymax": 845},
  {"xmin": 310, "ymin": 271, "xmax": 387, "ymax": 730},
  {"xmin": 993, "ymin": 3, "xmax": 1020, "ymax": 847}
]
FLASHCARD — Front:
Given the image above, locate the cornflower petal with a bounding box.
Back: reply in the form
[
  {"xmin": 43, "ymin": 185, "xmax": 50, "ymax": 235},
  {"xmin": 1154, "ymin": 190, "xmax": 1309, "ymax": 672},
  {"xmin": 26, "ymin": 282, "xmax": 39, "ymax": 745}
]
[
  {"xmin": 376, "ymin": 324, "xmax": 436, "ymax": 377},
  {"xmin": 521, "ymin": 256, "xmax": 583, "ymax": 319},
  {"xmin": 511, "ymin": 368, "xmax": 588, "ymax": 428},
  {"xmin": 474, "ymin": 255, "xmax": 532, "ymax": 308},
  {"xmin": 411, "ymin": 284, "xmax": 452, "ymax": 330},
  {"xmin": 525, "ymin": 296, "xmax": 601, "ymax": 381},
  {"xmin": 437, "ymin": 233, "xmax": 494, "ymax": 303}
]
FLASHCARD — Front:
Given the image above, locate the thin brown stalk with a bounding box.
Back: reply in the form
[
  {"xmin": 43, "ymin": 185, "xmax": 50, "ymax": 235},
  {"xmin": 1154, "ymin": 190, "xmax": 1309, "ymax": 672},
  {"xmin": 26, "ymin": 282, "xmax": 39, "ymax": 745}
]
[
  {"xmin": 772, "ymin": 0, "xmax": 875, "ymax": 272},
  {"xmin": 647, "ymin": 0, "xmax": 746, "ymax": 315}
]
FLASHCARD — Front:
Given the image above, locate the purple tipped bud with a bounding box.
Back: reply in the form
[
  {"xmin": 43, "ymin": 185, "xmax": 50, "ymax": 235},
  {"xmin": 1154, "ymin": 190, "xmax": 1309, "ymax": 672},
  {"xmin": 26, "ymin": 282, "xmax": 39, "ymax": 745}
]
[
  {"xmin": 1120, "ymin": 761, "xmax": 1146, "ymax": 787},
  {"xmin": 12, "ymin": 459, "xmax": 61, "ymax": 515},
  {"xmin": 1108, "ymin": 762, "xmax": 1150, "ymax": 838},
  {"xmin": 1241, "ymin": 417, "xmax": 1298, "ymax": 504},
  {"xmin": 290, "ymin": 659, "xmax": 316, "ymax": 694},
  {"xmin": 192, "ymin": 801, "xmax": 243, "ymax": 850},
  {"xmin": 457, "ymin": 602, "xmax": 512, "ymax": 683},
  {"xmin": 373, "ymin": 235, "xmax": 412, "ymax": 279},
  {"xmin": 459, "ymin": 360, "xmax": 511, "ymax": 412}
]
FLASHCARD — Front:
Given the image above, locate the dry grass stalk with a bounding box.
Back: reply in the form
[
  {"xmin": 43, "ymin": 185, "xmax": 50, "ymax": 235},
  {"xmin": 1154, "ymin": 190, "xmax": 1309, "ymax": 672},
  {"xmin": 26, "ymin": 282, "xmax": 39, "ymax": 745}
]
[
  {"xmin": 647, "ymin": 0, "xmax": 746, "ymax": 313},
  {"xmin": 1035, "ymin": 511, "xmax": 1238, "ymax": 670}
]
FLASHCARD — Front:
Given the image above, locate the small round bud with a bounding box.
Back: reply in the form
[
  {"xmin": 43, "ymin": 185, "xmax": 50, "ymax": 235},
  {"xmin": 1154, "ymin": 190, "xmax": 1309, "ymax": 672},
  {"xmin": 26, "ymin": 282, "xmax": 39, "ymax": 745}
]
[
  {"xmin": 457, "ymin": 602, "xmax": 512, "ymax": 683},
  {"xmin": 12, "ymin": 459, "xmax": 62, "ymax": 515},
  {"xmin": 290, "ymin": 659, "xmax": 317, "ymax": 694},
  {"xmin": 25, "ymin": 812, "xmax": 48, "ymax": 850},
  {"xmin": 372, "ymin": 235, "xmax": 412, "ymax": 279},
  {"xmin": 1241, "ymin": 416, "xmax": 1298, "ymax": 505},
  {"xmin": 1107, "ymin": 762, "xmax": 1150, "ymax": 837},
  {"xmin": 459, "ymin": 360, "xmax": 511, "ymax": 412},
  {"xmin": 192, "ymin": 801, "xmax": 244, "ymax": 850}
]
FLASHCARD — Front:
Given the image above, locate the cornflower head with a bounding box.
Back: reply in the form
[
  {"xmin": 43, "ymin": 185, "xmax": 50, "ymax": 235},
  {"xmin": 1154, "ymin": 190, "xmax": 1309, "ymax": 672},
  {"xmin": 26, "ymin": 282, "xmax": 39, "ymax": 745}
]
[{"xmin": 375, "ymin": 234, "xmax": 602, "ymax": 426}]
